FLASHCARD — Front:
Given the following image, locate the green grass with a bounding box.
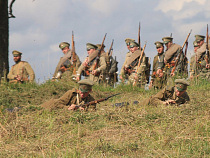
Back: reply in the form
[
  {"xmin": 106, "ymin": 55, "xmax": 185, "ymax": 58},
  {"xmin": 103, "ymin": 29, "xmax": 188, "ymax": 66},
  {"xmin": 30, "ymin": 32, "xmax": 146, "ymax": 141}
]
[{"xmin": 0, "ymin": 79, "xmax": 209, "ymax": 157}]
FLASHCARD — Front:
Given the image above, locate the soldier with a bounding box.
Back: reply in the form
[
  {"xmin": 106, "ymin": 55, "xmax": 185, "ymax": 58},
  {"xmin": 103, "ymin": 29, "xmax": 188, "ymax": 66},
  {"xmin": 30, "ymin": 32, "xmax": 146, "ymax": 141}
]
[
  {"xmin": 41, "ymin": 79, "xmax": 96, "ymax": 111},
  {"xmin": 189, "ymin": 40, "xmax": 199, "ymax": 79},
  {"xmin": 120, "ymin": 41, "xmax": 147, "ymax": 86},
  {"xmin": 119, "ymin": 38, "xmax": 135, "ymax": 81},
  {"xmin": 143, "ymin": 79, "xmax": 190, "ymax": 106},
  {"xmin": 52, "ymin": 42, "xmax": 81, "ymax": 80},
  {"xmin": 97, "ymin": 43, "xmax": 118, "ymax": 86},
  {"xmin": 192, "ymin": 35, "xmax": 210, "ymax": 79},
  {"xmin": 149, "ymin": 41, "xmax": 166, "ymax": 89},
  {"xmin": 159, "ymin": 37, "xmax": 185, "ymax": 77},
  {"xmin": 76, "ymin": 43, "xmax": 106, "ymax": 83},
  {"xmin": 7, "ymin": 50, "xmax": 35, "ymax": 83}
]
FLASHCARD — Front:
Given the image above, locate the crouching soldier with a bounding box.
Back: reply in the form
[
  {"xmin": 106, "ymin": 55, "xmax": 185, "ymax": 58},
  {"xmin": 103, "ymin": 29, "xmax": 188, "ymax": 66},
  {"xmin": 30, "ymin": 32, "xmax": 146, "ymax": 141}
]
[
  {"xmin": 143, "ymin": 79, "xmax": 190, "ymax": 106},
  {"xmin": 41, "ymin": 79, "xmax": 96, "ymax": 111}
]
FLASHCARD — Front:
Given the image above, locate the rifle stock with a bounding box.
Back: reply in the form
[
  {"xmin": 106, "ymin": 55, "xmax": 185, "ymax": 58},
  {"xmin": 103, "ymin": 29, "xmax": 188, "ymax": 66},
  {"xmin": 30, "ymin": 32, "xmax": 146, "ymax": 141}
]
[{"xmin": 171, "ymin": 29, "xmax": 192, "ymax": 74}]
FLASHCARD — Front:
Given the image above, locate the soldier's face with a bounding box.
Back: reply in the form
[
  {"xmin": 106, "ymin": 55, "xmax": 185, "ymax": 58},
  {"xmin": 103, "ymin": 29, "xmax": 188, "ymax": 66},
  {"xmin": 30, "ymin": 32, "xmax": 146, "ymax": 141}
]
[
  {"xmin": 87, "ymin": 49, "xmax": 95, "ymax": 55},
  {"xmin": 175, "ymin": 87, "xmax": 186, "ymax": 97},
  {"xmin": 197, "ymin": 40, "xmax": 204, "ymax": 47},
  {"xmin": 79, "ymin": 89, "xmax": 91, "ymax": 98},
  {"xmin": 157, "ymin": 46, "xmax": 164, "ymax": 54},
  {"xmin": 130, "ymin": 46, "xmax": 138, "ymax": 53},
  {"xmin": 13, "ymin": 55, "xmax": 21, "ymax": 62},
  {"xmin": 62, "ymin": 47, "xmax": 69, "ymax": 54}
]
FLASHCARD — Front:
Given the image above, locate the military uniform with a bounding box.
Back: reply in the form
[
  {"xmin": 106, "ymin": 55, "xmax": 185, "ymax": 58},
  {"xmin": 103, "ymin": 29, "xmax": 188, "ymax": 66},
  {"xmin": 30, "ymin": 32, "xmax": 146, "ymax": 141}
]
[
  {"xmin": 120, "ymin": 38, "xmax": 135, "ymax": 81},
  {"xmin": 53, "ymin": 42, "xmax": 81, "ymax": 80},
  {"xmin": 77, "ymin": 43, "xmax": 106, "ymax": 83},
  {"xmin": 150, "ymin": 41, "xmax": 166, "ymax": 89},
  {"xmin": 41, "ymin": 79, "xmax": 96, "ymax": 111},
  {"xmin": 121, "ymin": 41, "xmax": 147, "ymax": 86},
  {"xmin": 7, "ymin": 50, "xmax": 35, "ymax": 83},
  {"xmin": 191, "ymin": 35, "xmax": 210, "ymax": 80},
  {"xmin": 161, "ymin": 37, "xmax": 186, "ymax": 77},
  {"xmin": 144, "ymin": 79, "xmax": 190, "ymax": 106},
  {"xmin": 189, "ymin": 41, "xmax": 198, "ymax": 78}
]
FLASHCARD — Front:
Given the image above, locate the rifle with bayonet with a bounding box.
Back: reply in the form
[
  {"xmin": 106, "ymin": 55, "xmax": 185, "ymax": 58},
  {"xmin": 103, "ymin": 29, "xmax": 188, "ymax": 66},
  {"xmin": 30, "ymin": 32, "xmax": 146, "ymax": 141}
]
[
  {"xmin": 74, "ymin": 93, "xmax": 120, "ymax": 109},
  {"xmin": 206, "ymin": 24, "xmax": 209, "ymax": 68},
  {"xmin": 171, "ymin": 29, "xmax": 192, "ymax": 75},
  {"xmin": 72, "ymin": 31, "xmax": 77, "ymax": 75}
]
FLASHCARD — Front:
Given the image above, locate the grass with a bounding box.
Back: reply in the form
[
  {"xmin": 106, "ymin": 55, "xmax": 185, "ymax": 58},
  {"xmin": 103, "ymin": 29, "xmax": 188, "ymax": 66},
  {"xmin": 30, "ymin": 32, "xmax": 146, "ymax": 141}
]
[{"xmin": 0, "ymin": 79, "xmax": 209, "ymax": 157}]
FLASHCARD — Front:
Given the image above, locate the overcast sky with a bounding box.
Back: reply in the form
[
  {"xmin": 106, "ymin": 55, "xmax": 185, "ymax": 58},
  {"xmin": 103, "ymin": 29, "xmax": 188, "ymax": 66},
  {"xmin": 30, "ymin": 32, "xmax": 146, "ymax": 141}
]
[{"xmin": 9, "ymin": 0, "xmax": 210, "ymax": 83}]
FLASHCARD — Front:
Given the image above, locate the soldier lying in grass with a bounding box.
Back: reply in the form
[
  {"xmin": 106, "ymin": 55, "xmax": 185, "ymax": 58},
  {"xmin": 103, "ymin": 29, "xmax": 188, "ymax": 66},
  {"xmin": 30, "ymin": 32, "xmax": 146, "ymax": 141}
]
[
  {"xmin": 41, "ymin": 79, "xmax": 96, "ymax": 111},
  {"xmin": 143, "ymin": 79, "xmax": 190, "ymax": 106}
]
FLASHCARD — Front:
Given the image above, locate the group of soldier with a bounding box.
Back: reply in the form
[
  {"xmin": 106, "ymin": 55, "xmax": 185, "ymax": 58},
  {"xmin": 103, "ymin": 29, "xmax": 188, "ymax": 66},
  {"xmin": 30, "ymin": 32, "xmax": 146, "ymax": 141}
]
[{"xmin": 6, "ymin": 29, "xmax": 210, "ymax": 110}]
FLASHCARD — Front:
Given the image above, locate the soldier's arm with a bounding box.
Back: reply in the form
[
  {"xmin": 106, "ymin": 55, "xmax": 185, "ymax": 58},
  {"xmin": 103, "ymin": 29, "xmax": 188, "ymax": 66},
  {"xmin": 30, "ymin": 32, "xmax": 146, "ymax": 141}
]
[
  {"xmin": 97, "ymin": 56, "xmax": 106, "ymax": 72},
  {"xmin": 24, "ymin": 62, "xmax": 35, "ymax": 82},
  {"xmin": 7, "ymin": 66, "xmax": 16, "ymax": 80}
]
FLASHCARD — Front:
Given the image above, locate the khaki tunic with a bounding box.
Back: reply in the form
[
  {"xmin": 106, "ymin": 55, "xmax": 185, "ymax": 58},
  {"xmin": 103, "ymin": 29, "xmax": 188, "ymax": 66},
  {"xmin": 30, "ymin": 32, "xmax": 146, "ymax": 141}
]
[
  {"xmin": 120, "ymin": 49, "xmax": 146, "ymax": 85},
  {"xmin": 144, "ymin": 86, "xmax": 190, "ymax": 106},
  {"xmin": 77, "ymin": 51, "xmax": 106, "ymax": 83},
  {"xmin": 120, "ymin": 51, "xmax": 132, "ymax": 77},
  {"xmin": 7, "ymin": 61, "xmax": 35, "ymax": 83},
  {"xmin": 161, "ymin": 43, "xmax": 185, "ymax": 75},
  {"xmin": 53, "ymin": 50, "xmax": 81, "ymax": 78},
  {"xmin": 41, "ymin": 88, "xmax": 96, "ymax": 111},
  {"xmin": 191, "ymin": 43, "xmax": 210, "ymax": 79},
  {"xmin": 151, "ymin": 53, "xmax": 166, "ymax": 89}
]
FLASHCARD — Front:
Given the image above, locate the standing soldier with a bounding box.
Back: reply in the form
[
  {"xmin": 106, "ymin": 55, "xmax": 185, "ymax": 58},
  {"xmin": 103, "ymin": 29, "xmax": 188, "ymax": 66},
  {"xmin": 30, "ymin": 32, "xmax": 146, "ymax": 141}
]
[
  {"xmin": 76, "ymin": 43, "xmax": 106, "ymax": 83},
  {"xmin": 52, "ymin": 42, "xmax": 81, "ymax": 80},
  {"xmin": 158, "ymin": 37, "xmax": 184, "ymax": 78},
  {"xmin": 149, "ymin": 41, "xmax": 165, "ymax": 89},
  {"xmin": 192, "ymin": 35, "xmax": 210, "ymax": 79},
  {"xmin": 7, "ymin": 50, "xmax": 35, "ymax": 83},
  {"xmin": 98, "ymin": 42, "xmax": 118, "ymax": 87},
  {"xmin": 120, "ymin": 41, "xmax": 147, "ymax": 87},
  {"xmin": 120, "ymin": 38, "xmax": 135, "ymax": 81},
  {"xmin": 189, "ymin": 40, "xmax": 199, "ymax": 79}
]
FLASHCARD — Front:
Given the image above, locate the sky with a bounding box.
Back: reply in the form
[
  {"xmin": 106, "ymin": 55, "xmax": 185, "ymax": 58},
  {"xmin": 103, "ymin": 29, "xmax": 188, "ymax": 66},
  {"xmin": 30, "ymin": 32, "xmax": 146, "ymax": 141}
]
[{"xmin": 8, "ymin": 0, "xmax": 210, "ymax": 83}]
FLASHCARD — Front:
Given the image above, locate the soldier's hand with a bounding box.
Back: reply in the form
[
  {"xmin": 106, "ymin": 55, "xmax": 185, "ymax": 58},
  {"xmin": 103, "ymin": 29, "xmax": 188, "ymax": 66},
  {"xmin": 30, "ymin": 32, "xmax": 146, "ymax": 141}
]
[
  {"xmin": 16, "ymin": 75, "xmax": 22, "ymax": 81},
  {"xmin": 206, "ymin": 64, "xmax": 210, "ymax": 69},
  {"xmin": 68, "ymin": 104, "xmax": 79, "ymax": 110},
  {"xmin": 171, "ymin": 72, "xmax": 175, "ymax": 77},
  {"xmin": 92, "ymin": 70, "xmax": 98, "ymax": 75},
  {"xmin": 76, "ymin": 76, "xmax": 80, "ymax": 81}
]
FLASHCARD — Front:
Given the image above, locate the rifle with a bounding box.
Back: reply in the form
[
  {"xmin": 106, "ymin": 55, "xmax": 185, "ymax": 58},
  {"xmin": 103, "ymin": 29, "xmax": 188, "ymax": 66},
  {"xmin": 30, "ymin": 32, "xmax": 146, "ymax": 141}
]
[
  {"xmin": 75, "ymin": 93, "xmax": 120, "ymax": 109},
  {"xmin": 92, "ymin": 33, "xmax": 107, "ymax": 72},
  {"xmin": 108, "ymin": 39, "xmax": 114, "ymax": 56},
  {"xmin": 171, "ymin": 29, "xmax": 192, "ymax": 74},
  {"xmin": 206, "ymin": 24, "xmax": 209, "ymax": 67},
  {"xmin": 133, "ymin": 42, "xmax": 147, "ymax": 86},
  {"xmin": 72, "ymin": 31, "xmax": 77, "ymax": 75},
  {"xmin": 138, "ymin": 22, "xmax": 141, "ymax": 50}
]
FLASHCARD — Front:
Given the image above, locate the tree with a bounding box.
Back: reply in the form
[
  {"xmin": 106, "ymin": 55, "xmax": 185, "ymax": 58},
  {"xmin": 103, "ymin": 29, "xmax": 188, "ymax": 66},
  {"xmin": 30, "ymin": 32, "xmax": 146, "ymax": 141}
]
[
  {"xmin": 0, "ymin": 0, "xmax": 9, "ymax": 81},
  {"xmin": 0, "ymin": 0, "xmax": 16, "ymax": 82}
]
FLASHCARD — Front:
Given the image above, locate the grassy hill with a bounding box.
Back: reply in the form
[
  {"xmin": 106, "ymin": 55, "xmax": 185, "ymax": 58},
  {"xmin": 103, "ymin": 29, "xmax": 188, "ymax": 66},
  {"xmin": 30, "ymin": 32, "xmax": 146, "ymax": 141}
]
[{"xmin": 0, "ymin": 79, "xmax": 209, "ymax": 157}]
